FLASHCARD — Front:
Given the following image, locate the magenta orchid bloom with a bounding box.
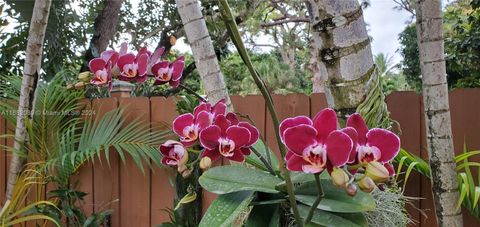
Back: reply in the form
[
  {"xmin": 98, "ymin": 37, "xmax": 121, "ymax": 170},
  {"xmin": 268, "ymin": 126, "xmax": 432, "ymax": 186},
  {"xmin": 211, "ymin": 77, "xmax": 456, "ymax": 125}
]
[
  {"xmin": 173, "ymin": 109, "xmax": 212, "ymax": 147},
  {"xmin": 193, "ymin": 99, "xmax": 227, "ymax": 120},
  {"xmin": 199, "ymin": 113, "xmax": 258, "ymax": 162},
  {"xmin": 88, "ymin": 50, "xmax": 119, "ymax": 88},
  {"xmin": 346, "ymin": 113, "xmax": 400, "ymax": 176},
  {"xmin": 160, "ymin": 140, "xmax": 188, "ymax": 167},
  {"xmin": 280, "ymin": 108, "xmax": 353, "ymax": 174},
  {"xmin": 152, "ymin": 56, "xmax": 185, "ymax": 88},
  {"xmin": 117, "ymin": 52, "xmax": 149, "ymax": 82}
]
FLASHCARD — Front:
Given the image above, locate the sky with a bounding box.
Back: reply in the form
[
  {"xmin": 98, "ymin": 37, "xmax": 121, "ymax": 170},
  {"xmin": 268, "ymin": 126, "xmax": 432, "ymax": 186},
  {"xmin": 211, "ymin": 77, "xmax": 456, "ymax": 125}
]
[{"xmin": 173, "ymin": 0, "xmax": 414, "ymax": 65}]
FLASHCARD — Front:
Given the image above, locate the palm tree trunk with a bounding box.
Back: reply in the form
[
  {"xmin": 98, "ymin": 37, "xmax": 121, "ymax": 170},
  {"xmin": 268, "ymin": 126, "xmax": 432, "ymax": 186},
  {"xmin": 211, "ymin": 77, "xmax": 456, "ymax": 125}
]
[
  {"xmin": 5, "ymin": 0, "xmax": 52, "ymax": 200},
  {"xmin": 305, "ymin": 0, "xmax": 388, "ymax": 126},
  {"xmin": 415, "ymin": 0, "xmax": 463, "ymax": 226},
  {"xmin": 176, "ymin": 0, "xmax": 232, "ymax": 110},
  {"xmin": 80, "ymin": 0, "xmax": 123, "ymax": 72}
]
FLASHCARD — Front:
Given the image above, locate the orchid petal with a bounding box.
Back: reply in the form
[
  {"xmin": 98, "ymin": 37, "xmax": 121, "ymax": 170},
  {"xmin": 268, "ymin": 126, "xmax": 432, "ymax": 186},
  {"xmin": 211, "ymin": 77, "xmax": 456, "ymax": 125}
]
[
  {"xmin": 286, "ymin": 154, "xmax": 305, "ymax": 172},
  {"xmin": 170, "ymin": 58, "xmax": 184, "ymax": 81},
  {"xmin": 196, "ymin": 111, "xmax": 213, "ymax": 129},
  {"xmin": 326, "ymin": 130, "xmax": 353, "ymax": 167},
  {"xmin": 214, "ymin": 114, "xmax": 231, "ymax": 134},
  {"xmin": 238, "ymin": 122, "xmax": 259, "ymax": 146},
  {"xmin": 283, "ymin": 124, "xmax": 317, "ymax": 156},
  {"xmin": 193, "ymin": 102, "xmax": 211, "ymax": 117},
  {"xmin": 212, "ymin": 100, "xmax": 227, "ymax": 116},
  {"xmin": 172, "ymin": 113, "xmax": 194, "ymax": 136},
  {"xmin": 89, "ymin": 58, "xmax": 106, "ymax": 73},
  {"xmin": 312, "ymin": 108, "xmax": 338, "ymax": 143},
  {"xmin": 226, "ymin": 112, "xmax": 239, "ymax": 125},
  {"xmin": 366, "ymin": 128, "xmax": 400, "ymax": 163},
  {"xmin": 346, "ymin": 113, "xmax": 369, "ymax": 145},
  {"xmin": 136, "ymin": 53, "xmax": 149, "ymax": 76},
  {"xmin": 279, "ymin": 116, "xmax": 313, "ymax": 142},
  {"xmin": 341, "ymin": 127, "xmax": 358, "ymax": 163},
  {"xmin": 199, "ymin": 125, "xmax": 222, "ymax": 150},
  {"xmin": 226, "ymin": 126, "xmax": 251, "ymax": 148},
  {"xmin": 202, "ymin": 148, "xmax": 221, "ymax": 162},
  {"xmin": 119, "ymin": 42, "xmax": 128, "ymax": 55},
  {"xmin": 228, "ymin": 150, "xmax": 245, "ymax": 162},
  {"xmin": 117, "ymin": 53, "xmax": 135, "ymax": 70}
]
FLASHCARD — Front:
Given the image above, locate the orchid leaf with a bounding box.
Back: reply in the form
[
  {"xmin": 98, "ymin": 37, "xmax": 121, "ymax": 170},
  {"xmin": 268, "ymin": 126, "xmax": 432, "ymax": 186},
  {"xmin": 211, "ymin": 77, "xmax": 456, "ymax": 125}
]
[
  {"xmin": 199, "ymin": 191, "xmax": 254, "ymax": 227},
  {"xmin": 295, "ymin": 180, "xmax": 376, "ymax": 213},
  {"xmin": 199, "ymin": 166, "xmax": 281, "ymax": 194},
  {"xmin": 298, "ymin": 205, "xmax": 367, "ymax": 227}
]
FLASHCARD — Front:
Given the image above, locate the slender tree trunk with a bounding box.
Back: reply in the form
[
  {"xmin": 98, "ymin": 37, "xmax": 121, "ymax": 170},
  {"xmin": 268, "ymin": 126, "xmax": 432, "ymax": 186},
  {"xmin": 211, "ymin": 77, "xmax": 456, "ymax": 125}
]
[
  {"xmin": 5, "ymin": 0, "xmax": 52, "ymax": 200},
  {"xmin": 176, "ymin": 0, "xmax": 232, "ymax": 110},
  {"xmin": 80, "ymin": 0, "xmax": 123, "ymax": 72},
  {"xmin": 415, "ymin": 0, "xmax": 463, "ymax": 226},
  {"xmin": 305, "ymin": 0, "xmax": 388, "ymax": 125},
  {"xmin": 308, "ymin": 39, "xmax": 326, "ymax": 93}
]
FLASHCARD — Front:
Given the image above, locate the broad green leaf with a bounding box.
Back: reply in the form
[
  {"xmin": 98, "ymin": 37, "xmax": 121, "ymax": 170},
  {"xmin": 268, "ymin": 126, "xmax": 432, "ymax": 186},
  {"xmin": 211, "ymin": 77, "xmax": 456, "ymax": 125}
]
[
  {"xmin": 295, "ymin": 180, "xmax": 375, "ymax": 213},
  {"xmin": 200, "ymin": 166, "xmax": 282, "ymax": 194},
  {"xmin": 199, "ymin": 191, "xmax": 254, "ymax": 227},
  {"xmin": 245, "ymin": 140, "xmax": 280, "ymax": 171},
  {"xmin": 245, "ymin": 204, "xmax": 279, "ymax": 227},
  {"xmin": 298, "ymin": 205, "xmax": 367, "ymax": 227}
]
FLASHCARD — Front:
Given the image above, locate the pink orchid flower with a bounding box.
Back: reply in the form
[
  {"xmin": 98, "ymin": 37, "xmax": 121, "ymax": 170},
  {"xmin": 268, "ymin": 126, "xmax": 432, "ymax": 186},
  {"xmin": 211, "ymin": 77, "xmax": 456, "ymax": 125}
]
[
  {"xmin": 147, "ymin": 47, "xmax": 165, "ymax": 75},
  {"xmin": 199, "ymin": 114, "xmax": 256, "ymax": 163},
  {"xmin": 160, "ymin": 140, "xmax": 188, "ymax": 167},
  {"xmin": 173, "ymin": 109, "xmax": 212, "ymax": 147},
  {"xmin": 193, "ymin": 99, "xmax": 227, "ymax": 120},
  {"xmin": 110, "ymin": 43, "xmax": 149, "ymax": 83},
  {"xmin": 346, "ymin": 113, "xmax": 400, "ymax": 176},
  {"xmin": 152, "ymin": 56, "xmax": 185, "ymax": 88},
  {"xmin": 280, "ymin": 108, "xmax": 353, "ymax": 174},
  {"xmin": 88, "ymin": 50, "xmax": 120, "ymax": 88}
]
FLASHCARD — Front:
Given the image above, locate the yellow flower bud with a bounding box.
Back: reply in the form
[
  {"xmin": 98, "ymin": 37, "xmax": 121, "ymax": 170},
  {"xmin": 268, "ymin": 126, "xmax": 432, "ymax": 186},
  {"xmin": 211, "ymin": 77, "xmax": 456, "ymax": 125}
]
[
  {"xmin": 345, "ymin": 183, "xmax": 358, "ymax": 197},
  {"xmin": 365, "ymin": 161, "xmax": 390, "ymax": 183},
  {"xmin": 358, "ymin": 176, "xmax": 376, "ymax": 193},
  {"xmin": 182, "ymin": 168, "xmax": 192, "ymax": 178},
  {"xmin": 200, "ymin": 157, "xmax": 212, "ymax": 170},
  {"xmin": 330, "ymin": 167, "xmax": 349, "ymax": 188},
  {"xmin": 78, "ymin": 71, "xmax": 91, "ymax": 82},
  {"xmin": 66, "ymin": 84, "xmax": 74, "ymax": 90},
  {"xmin": 74, "ymin": 82, "xmax": 86, "ymax": 89},
  {"xmin": 177, "ymin": 164, "xmax": 187, "ymax": 173}
]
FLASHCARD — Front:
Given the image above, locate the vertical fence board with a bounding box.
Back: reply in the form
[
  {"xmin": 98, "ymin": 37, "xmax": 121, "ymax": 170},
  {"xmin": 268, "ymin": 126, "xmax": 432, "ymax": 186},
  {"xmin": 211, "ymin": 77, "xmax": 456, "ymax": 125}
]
[
  {"xmin": 231, "ymin": 95, "xmax": 267, "ymax": 136},
  {"xmin": 92, "ymin": 98, "xmax": 121, "ymax": 227},
  {"xmin": 265, "ymin": 94, "xmax": 310, "ymax": 163},
  {"xmin": 386, "ymin": 92, "xmax": 422, "ymax": 226},
  {"xmin": 150, "ymin": 97, "xmax": 176, "ymax": 225},
  {"xmin": 309, "ymin": 93, "xmax": 328, "ymax": 117},
  {"xmin": 119, "ymin": 97, "xmax": 151, "ymax": 227},
  {"xmin": 0, "ymin": 115, "xmax": 5, "ymax": 205},
  {"xmin": 70, "ymin": 100, "xmax": 95, "ymax": 216}
]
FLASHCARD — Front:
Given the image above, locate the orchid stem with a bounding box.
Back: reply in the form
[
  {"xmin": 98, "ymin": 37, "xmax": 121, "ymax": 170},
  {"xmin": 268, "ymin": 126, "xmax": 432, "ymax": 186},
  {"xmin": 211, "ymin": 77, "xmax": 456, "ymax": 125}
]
[
  {"xmin": 250, "ymin": 146, "xmax": 277, "ymax": 177},
  {"xmin": 178, "ymin": 84, "xmax": 207, "ymax": 102},
  {"xmin": 217, "ymin": 0, "xmax": 303, "ymax": 226},
  {"xmin": 305, "ymin": 173, "xmax": 324, "ymax": 225}
]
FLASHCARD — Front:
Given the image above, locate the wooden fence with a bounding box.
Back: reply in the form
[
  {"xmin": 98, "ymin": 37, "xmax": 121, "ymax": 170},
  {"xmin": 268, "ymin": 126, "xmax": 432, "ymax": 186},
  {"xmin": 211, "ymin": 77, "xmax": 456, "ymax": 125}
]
[{"xmin": 1, "ymin": 90, "xmax": 480, "ymax": 227}]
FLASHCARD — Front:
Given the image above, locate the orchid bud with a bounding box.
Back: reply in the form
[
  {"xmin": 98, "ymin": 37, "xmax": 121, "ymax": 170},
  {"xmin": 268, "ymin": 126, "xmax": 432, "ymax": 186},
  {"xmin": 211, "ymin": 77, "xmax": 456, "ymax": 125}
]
[
  {"xmin": 365, "ymin": 161, "xmax": 390, "ymax": 183},
  {"xmin": 74, "ymin": 82, "xmax": 86, "ymax": 89},
  {"xmin": 182, "ymin": 168, "xmax": 192, "ymax": 178},
  {"xmin": 358, "ymin": 176, "xmax": 376, "ymax": 193},
  {"xmin": 331, "ymin": 167, "xmax": 349, "ymax": 188},
  {"xmin": 66, "ymin": 84, "xmax": 74, "ymax": 90},
  {"xmin": 78, "ymin": 71, "xmax": 91, "ymax": 82},
  {"xmin": 200, "ymin": 157, "xmax": 212, "ymax": 170},
  {"xmin": 177, "ymin": 164, "xmax": 187, "ymax": 173},
  {"xmin": 345, "ymin": 183, "xmax": 358, "ymax": 197},
  {"xmin": 170, "ymin": 35, "xmax": 177, "ymax": 46}
]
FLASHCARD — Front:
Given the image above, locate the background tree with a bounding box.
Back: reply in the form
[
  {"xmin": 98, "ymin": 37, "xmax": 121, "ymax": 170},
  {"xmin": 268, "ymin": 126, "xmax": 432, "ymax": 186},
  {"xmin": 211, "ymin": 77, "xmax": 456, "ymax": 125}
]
[
  {"xmin": 5, "ymin": 0, "xmax": 52, "ymax": 200},
  {"xmin": 415, "ymin": 0, "xmax": 463, "ymax": 225}
]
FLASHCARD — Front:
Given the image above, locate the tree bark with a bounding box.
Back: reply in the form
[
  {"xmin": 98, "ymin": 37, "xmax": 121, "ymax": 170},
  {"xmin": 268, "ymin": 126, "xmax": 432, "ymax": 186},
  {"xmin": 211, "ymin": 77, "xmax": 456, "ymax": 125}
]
[
  {"xmin": 5, "ymin": 0, "xmax": 52, "ymax": 200},
  {"xmin": 415, "ymin": 0, "xmax": 463, "ymax": 226},
  {"xmin": 308, "ymin": 39, "xmax": 326, "ymax": 93},
  {"xmin": 176, "ymin": 0, "xmax": 232, "ymax": 110},
  {"xmin": 305, "ymin": 0, "xmax": 386, "ymax": 123},
  {"xmin": 80, "ymin": 0, "xmax": 123, "ymax": 72}
]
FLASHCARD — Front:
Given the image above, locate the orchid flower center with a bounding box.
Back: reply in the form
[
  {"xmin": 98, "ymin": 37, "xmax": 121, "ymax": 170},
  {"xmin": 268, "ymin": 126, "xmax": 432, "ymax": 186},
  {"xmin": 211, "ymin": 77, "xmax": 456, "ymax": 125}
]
[
  {"xmin": 218, "ymin": 138, "xmax": 235, "ymax": 157},
  {"xmin": 182, "ymin": 124, "xmax": 199, "ymax": 142},
  {"xmin": 123, "ymin": 64, "xmax": 138, "ymax": 77},
  {"xmin": 166, "ymin": 145, "xmax": 185, "ymax": 165},
  {"xmin": 156, "ymin": 68, "xmax": 171, "ymax": 81},
  {"xmin": 94, "ymin": 69, "xmax": 108, "ymax": 83},
  {"xmin": 357, "ymin": 145, "xmax": 381, "ymax": 164},
  {"xmin": 301, "ymin": 144, "xmax": 327, "ymax": 173}
]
